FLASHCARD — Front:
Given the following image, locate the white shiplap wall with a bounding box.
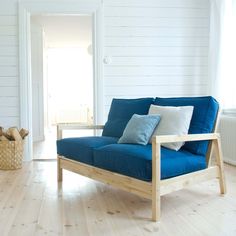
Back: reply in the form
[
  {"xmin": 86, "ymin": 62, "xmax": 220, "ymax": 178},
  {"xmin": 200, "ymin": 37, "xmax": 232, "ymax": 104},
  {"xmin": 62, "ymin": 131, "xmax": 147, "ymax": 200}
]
[
  {"xmin": 0, "ymin": 1, "xmax": 19, "ymax": 127},
  {"xmin": 103, "ymin": 0, "xmax": 210, "ymax": 116},
  {"xmin": 0, "ymin": 0, "xmax": 210, "ymax": 126}
]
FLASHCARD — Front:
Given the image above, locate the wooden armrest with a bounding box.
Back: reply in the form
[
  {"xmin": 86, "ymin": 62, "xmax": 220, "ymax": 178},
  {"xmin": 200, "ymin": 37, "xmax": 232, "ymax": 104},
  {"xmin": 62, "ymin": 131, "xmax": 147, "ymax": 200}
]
[
  {"xmin": 152, "ymin": 133, "xmax": 220, "ymax": 144},
  {"xmin": 57, "ymin": 123, "xmax": 104, "ymax": 140},
  {"xmin": 57, "ymin": 123, "xmax": 104, "ymax": 130}
]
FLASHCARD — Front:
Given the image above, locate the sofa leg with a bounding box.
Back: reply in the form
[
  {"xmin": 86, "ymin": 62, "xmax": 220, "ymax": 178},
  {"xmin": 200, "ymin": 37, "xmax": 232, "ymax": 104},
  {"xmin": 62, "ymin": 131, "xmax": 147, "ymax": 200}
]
[
  {"xmin": 152, "ymin": 140, "xmax": 161, "ymax": 222},
  {"xmin": 57, "ymin": 156, "xmax": 63, "ymax": 182},
  {"xmin": 152, "ymin": 191, "xmax": 160, "ymax": 222},
  {"xmin": 214, "ymin": 138, "xmax": 226, "ymax": 194}
]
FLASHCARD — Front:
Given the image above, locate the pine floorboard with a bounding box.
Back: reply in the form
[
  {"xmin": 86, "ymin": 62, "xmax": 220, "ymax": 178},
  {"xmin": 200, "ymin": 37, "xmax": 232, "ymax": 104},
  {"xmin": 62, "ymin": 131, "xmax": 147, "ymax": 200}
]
[{"xmin": 0, "ymin": 161, "xmax": 235, "ymax": 236}]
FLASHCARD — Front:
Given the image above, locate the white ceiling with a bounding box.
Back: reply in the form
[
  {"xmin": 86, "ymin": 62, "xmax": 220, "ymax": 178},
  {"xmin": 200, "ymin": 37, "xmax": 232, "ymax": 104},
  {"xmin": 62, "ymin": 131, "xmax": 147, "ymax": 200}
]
[{"xmin": 31, "ymin": 15, "xmax": 92, "ymax": 48}]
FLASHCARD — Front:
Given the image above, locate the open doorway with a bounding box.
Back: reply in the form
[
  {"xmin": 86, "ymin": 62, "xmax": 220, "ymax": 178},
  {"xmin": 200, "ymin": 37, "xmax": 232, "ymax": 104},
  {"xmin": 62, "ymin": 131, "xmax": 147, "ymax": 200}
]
[{"xmin": 31, "ymin": 15, "xmax": 94, "ymax": 159}]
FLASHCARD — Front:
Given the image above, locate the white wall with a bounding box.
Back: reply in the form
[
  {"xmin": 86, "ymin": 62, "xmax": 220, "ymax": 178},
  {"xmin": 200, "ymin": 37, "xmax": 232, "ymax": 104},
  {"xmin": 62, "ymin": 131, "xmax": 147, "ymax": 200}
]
[
  {"xmin": 0, "ymin": 0, "xmax": 210, "ymax": 126},
  {"xmin": 103, "ymin": 0, "xmax": 210, "ymax": 116},
  {"xmin": 0, "ymin": 1, "xmax": 18, "ymax": 127}
]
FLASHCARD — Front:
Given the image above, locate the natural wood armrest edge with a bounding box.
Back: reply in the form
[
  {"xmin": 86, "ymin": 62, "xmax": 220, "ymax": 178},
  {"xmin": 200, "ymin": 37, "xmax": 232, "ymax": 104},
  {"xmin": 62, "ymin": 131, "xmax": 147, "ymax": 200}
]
[
  {"xmin": 57, "ymin": 123, "xmax": 104, "ymax": 130},
  {"xmin": 56, "ymin": 123, "xmax": 104, "ymax": 140},
  {"xmin": 152, "ymin": 133, "xmax": 220, "ymax": 144}
]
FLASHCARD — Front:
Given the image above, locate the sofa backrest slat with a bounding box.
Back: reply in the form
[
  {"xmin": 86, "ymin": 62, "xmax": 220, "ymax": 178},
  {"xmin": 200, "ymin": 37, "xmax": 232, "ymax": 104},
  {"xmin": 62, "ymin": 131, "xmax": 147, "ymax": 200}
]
[{"xmin": 205, "ymin": 109, "xmax": 220, "ymax": 166}]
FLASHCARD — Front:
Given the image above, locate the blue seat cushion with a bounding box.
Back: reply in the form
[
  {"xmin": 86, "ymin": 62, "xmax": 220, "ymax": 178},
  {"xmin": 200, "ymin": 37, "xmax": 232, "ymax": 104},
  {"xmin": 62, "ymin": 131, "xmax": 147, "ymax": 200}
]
[
  {"xmin": 102, "ymin": 98, "xmax": 154, "ymax": 138},
  {"xmin": 57, "ymin": 136, "xmax": 118, "ymax": 165},
  {"xmin": 93, "ymin": 144, "xmax": 206, "ymax": 182},
  {"xmin": 154, "ymin": 96, "xmax": 219, "ymax": 156}
]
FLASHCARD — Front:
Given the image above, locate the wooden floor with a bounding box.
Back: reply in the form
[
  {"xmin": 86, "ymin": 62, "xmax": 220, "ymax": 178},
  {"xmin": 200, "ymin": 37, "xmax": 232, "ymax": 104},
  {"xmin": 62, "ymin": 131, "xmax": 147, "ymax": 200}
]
[{"xmin": 0, "ymin": 162, "xmax": 235, "ymax": 236}]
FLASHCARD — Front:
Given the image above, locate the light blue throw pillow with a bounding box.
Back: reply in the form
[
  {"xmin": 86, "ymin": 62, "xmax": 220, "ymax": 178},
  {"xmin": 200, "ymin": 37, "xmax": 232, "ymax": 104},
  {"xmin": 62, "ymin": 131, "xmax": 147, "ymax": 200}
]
[{"xmin": 118, "ymin": 114, "xmax": 161, "ymax": 145}]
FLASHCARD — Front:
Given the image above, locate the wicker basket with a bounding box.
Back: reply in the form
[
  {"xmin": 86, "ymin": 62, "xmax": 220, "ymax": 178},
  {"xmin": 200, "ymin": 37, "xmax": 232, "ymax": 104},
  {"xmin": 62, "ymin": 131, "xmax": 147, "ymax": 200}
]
[{"xmin": 0, "ymin": 140, "xmax": 24, "ymax": 170}]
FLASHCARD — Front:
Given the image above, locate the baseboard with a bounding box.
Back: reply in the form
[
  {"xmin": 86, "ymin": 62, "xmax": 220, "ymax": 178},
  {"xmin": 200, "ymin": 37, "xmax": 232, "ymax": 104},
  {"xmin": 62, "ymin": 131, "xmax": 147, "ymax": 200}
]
[{"xmin": 224, "ymin": 157, "xmax": 236, "ymax": 166}]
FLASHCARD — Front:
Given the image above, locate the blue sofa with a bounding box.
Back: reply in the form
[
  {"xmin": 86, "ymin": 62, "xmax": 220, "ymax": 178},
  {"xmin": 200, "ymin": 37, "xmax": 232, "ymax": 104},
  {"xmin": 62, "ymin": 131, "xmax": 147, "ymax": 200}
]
[{"xmin": 57, "ymin": 96, "xmax": 226, "ymax": 221}]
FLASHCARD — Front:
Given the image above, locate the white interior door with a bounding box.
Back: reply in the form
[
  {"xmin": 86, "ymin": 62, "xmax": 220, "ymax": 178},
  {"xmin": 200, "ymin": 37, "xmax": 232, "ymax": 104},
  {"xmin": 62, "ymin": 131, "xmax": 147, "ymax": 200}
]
[{"xmin": 31, "ymin": 22, "xmax": 44, "ymax": 142}]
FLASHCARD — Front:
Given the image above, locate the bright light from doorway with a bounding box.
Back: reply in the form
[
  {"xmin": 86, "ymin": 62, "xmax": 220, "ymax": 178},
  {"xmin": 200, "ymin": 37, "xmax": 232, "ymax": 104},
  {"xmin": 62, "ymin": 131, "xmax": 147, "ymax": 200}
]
[{"xmin": 46, "ymin": 47, "xmax": 93, "ymax": 125}]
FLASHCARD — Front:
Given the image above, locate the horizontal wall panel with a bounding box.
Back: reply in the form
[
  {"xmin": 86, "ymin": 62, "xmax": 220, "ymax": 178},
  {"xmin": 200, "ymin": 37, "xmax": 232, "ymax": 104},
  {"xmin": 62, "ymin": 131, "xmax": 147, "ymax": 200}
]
[
  {"xmin": 104, "ymin": 7, "xmax": 209, "ymax": 18},
  {"xmin": 0, "ymin": 96, "xmax": 18, "ymax": 107},
  {"xmin": 0, "ymin": 2, "xmax": 17, "ymax": 15},
  {"xmin": 105, "ymin": 47, "xmax": 208, "ymax": 57},
  {"xmin": 0, "ymin": 16, "xmax": 17, "ymax": 26},
  {"xmin": 105, "ymin": 37, "xmax": 209, "ymax": 47},
  {"xmin": 104, "ymin": 75, "xmax": 208, "ymax": 87},
  {"xmin": 0, "ymin": 77, "xmax": 18, "ymax": 86},
  {"xmin": 104, "ymin": 66, "xmax": 208, "ymax": 77},
  {"xmin": 0, "ymin": 106, "xmax": 19, "ymax": 117},
  {"xmin": 0, "ymin": 35, "xmax": 18, "ymax": 46},
  {"xmin": 104, "ymin": 86, "xmax": 208, "ymax": 99},
  {"xmin": 105, "ymin": 26, "xmax": 209, "ymax": 38},
  {"xmin": 104, "ymin": 0, "xmax": 208, "ymax": 8},
  {"xmin": 104, "ymin": 85, "xmax": 208, "ymax": 97},
  {"xmin": 0, "ymin": 117, "xmax": 19, "ymax": 127},
  {"xmin": 0, "ymin": 56, "xmax": 18, "ymax": 66},
  {"xmin": 0, "ymin": 86, "xmax": 18, "ymax": 97},
  {"xmin": 0, "ymin": 26, "xmax": 17, "ymax": 35},
  {"xmin": 0, "ymin": 46, "xmax": 17, "ymax": 56},
  {"xmin": 107, "ymin": 56, "xmax": 208, "ymax": 66},
  {"xmin": 0, "ymin": 66, "xmax": 18, "ymax": 76},
  {"xmin": 105, "ymin": 17, "xmax": 209, "ymax": 28},
  {"xmin": 104, "ymin": 89, "xmax": 208, "ymax": 108},
  {"xmin": 104, "ymin": 90, "xmax": 208, "ymax": 106}
]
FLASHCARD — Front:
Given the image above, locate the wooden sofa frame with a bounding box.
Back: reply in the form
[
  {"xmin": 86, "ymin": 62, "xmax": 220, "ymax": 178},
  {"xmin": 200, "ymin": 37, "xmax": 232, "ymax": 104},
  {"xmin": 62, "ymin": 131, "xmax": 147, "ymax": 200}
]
[{"xmin": 57, "ymin": 122, "xmax": 226, "ymax": 222}]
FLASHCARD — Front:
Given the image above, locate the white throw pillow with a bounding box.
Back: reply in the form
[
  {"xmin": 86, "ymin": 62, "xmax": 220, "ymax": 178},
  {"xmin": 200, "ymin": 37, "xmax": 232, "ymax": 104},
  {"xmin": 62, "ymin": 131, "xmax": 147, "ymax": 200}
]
[{"xmin": 148, "ymin": 104, "xmax": 194, "ymax": 151}]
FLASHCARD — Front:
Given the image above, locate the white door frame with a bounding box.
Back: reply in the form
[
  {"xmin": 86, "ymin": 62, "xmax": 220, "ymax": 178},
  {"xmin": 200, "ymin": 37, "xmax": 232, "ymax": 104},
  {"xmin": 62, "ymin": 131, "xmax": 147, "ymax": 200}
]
[{"xmin": 19, "ymin": 1, "xmax": 104, "ymax": 161}]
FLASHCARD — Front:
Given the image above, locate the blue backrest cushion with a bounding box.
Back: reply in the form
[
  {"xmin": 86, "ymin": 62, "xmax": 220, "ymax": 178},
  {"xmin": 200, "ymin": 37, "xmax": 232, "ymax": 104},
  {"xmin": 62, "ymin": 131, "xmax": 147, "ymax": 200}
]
[
  {"xmin": 154, "ymin": 96, "xmax": 219, "ymax": 156},
  {"xmin": 102, "ymin": 98, "xmax": 154, "ymax": 138}
]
